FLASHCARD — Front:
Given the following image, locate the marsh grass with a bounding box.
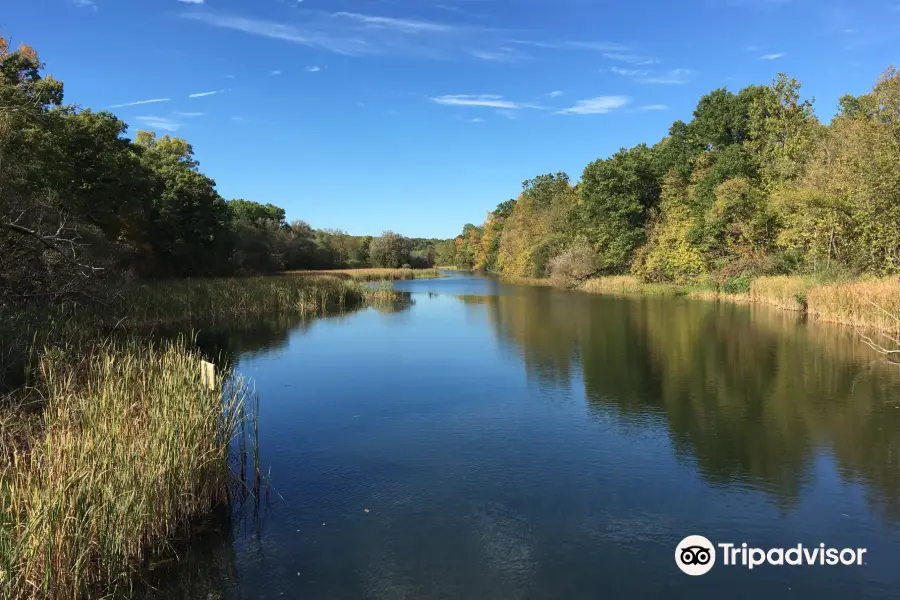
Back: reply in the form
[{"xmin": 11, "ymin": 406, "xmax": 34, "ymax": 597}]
[
  {"xmin": 563, "ymin": 275, "xmax": 900, "ymax": 333},
  {"xmin": 0, "ymin": 274, "xmax": 402, "ymax": 598},
  {"xmin": 807, "ymin": 278, "xmax": 900, "ymax": 333},
  {"xmin": 579, "ymin": 276, "xmax": 688, "ymax": 297},
  {"xmin": 287, "ymin": 268, "xmax": 442, "ymax": 282},
  {"xmin": 0, "ymin": 338, "xmax": 254, "ymax": 599}
]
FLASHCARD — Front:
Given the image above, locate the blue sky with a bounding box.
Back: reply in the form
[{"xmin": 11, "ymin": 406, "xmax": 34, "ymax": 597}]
[{"xmin": 4, "ymin": 1, "xmax": 899, "ymax": 238}]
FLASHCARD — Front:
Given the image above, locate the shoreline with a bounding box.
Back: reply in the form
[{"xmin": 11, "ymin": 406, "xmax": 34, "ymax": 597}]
[{"xmin": 501, "ymin": 274, "xmax": 900, "ymax": 334}]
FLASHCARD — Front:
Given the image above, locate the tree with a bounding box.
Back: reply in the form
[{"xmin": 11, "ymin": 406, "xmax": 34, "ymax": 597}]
[
  {"xmin": 576, "ymin": 146, "xmax": 660, "ymax": 272},
  {"xmin": 369, "ymin": 231, "xmax": 412, "ymax": 268},
  {"xmin": 135, "ymin": 131, "xmax": 231, "ymax": 276}
]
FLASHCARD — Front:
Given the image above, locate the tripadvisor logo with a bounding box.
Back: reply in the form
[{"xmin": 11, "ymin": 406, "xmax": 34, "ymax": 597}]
[{"xmin": 675, "ymin": 536, "xmax": 868, "ymax": 576}]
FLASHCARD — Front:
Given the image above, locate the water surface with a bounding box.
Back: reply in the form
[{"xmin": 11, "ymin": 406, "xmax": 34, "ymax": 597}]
[{"xmin": 154, "ymin": 273, "xmax": 900, "ymax": 599}]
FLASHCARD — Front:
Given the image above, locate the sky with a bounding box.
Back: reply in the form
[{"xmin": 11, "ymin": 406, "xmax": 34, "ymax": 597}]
[{"xmin": 3, "ymin": 1, "xmax": 899, "ymax": 238}]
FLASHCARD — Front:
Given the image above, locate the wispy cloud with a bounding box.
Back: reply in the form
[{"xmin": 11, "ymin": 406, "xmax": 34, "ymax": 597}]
[
  {"xmin": 224, "ymin": 74, "xmax": 235, "ymax": 79},
  {"xmin": 230, "ymin": 116, "xmax": 246, "ymax": 122},
  {"xmin": 72, "ymin": 0, "xmax": 97, "ymax": 10},
  {"xmin": 174, "ymin": 111, "xmax": 205, "ymax": 117},
  {"xmin": 431, "ymin": 94, "xmax": 534, "ymax": 109},
  {"xmin": 270, "ymin": 70, "xmax": 282, "ymax": 75},
  {"xmin": 305, "ymin": 65, "xmax": 322, "ymax": 72},
  {"xmin": 557, "ymin": 96, "xmax": 630, "ymax": 115},
  {"xmin": 611, "ymin": 66, "xmax": 650, "ymax": 77},
  {"xmin": 110, "ymin": 98, "xmax": 170, "ymax": 108},
  {"xmin": 508, "ymin": 39, "xmax": 627, "ymax": 52},
  {"xmin": 180, "ymin": 8, "xmax": 628, "ymax": 61},
  {"xmin": 331, "ymin": 11, "xmax": 453, "ymax": 33},
  {"xmin": 469, "ymin": 48, "xmax": 519, "ymax": 62},
  {"xmin": 760, "ymin": 52, "xmax": 786, "ymax": 59},
  {"xmin": 637, "ymin": 68, "xmax": 693, "ymax": 84},
  {"xmin": 724, "ymin": 0, "xmax": 793, "ymax": 8},
  {"xmin": 549, "ymin": 90, "xmax": 564, "ymax": 98},
  {"xmin": 176, "ymin": 0, "xmax": 204, "ymax": 4},
  {"xmin": 136, "ymin": 116, "xmax": 182, "ymax": 132},
  {"xmin": 469, "ymin": 118, "xmax": 486, "ymax": 123},
  {"xmin": 637, "ymin": 104, "xmax": 668, "ymax": 111},
  {"xmin": 188, "ymin": 90, "xmax": 224, "ymax": 98},
  {"xmin": 603, "ymin": 53, "xmax": 658, "ymax": 65}
]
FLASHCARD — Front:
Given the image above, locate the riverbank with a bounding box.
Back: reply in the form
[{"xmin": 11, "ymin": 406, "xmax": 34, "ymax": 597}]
[
  {"xmin": 287, "ymin": 268, "xmax": 443, "ymax": 282},
  {"xmin": 504, "ymin": 274, "xmax": 900, "ymax": 334},
  {"xmin": 0, "ymin": 275, "xmax": 403, "ymax": 599}
]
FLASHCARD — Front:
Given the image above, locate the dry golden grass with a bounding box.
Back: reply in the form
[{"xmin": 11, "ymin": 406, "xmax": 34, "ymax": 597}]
[
  {"xmin": 580, "ymin": 276, "xmax": 687, "ymax": 296},
  {"xmin": 0, "ymin": 339, "xmax": 252, "ymax": 599},
  {"xmin": 287, "ymin": 268, "xmax": 442, "ymax": 282},
  {"xmin": 807, "ymin": 278, "xmax": 900, "ymax": 332},
  {"xmin": 750, "ymin": 276, "xmax": 815, "ymax": 312}
]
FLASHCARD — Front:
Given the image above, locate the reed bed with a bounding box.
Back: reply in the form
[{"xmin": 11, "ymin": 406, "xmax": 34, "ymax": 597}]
[
  {"xmin": 580, "ymin": 276, "xmax": 688, "ymax": 297},
  {"xmin": 0, "ymin": 338, "xmax": 253, "ymax": 599},
  {"xmin": 287, "ymin": 268, "xmax": 442, "ymax": 282},
  {"xmin": 750, "ymin": 276, "xmax": 815, "ymax": 312},
  {"xmin": 807, "ymin": 278, "xmax": 900, "ymax": 333}
]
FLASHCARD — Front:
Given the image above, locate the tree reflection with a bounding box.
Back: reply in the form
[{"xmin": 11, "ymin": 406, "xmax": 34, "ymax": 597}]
[{"xmin": 468, "ymin": 288, "xmax": 900, "ymax": 523}]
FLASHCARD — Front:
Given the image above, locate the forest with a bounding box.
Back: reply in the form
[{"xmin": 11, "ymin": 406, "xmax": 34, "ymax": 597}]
[
  {"xmin": 443, "ymin": 68, "xmax": 900, "ymax": 292},
  {"xmin": 0, "ymin": 39, "xmax": 443, "ymax": 304}
]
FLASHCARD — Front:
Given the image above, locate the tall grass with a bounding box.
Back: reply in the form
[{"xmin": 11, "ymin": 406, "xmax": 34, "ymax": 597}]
[
  {"xmin": 807, "ymin": 278, "xmax": 900, "ymax": 333},
  {"xmin": 0, "ymin": 338, "xmax": 253, "ymax": 599},
  {"xmin": 750, "ymin": 276, "xmax": 815, "ymax": 312},
  {"xmin": 287, "ymin": 268, "xmax": 442, "ymax": 282},
  {"xmin": 580, "ymin": 275, "xmax": 688, "ymax": 297}
]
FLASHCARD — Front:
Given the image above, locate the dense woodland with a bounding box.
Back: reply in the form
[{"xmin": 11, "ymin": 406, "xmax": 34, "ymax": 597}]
[
  {"xmin": 0, "ymin": 39, "xmax": 442, "ymax": 303},
  {"xmin": 445, "ymin": 68, "xmax": 900, "ymax": 291}
]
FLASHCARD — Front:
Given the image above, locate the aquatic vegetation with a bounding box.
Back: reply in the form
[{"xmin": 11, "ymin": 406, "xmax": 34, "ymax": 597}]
[
  {"xmin": 0, "ymin": 339, "xmax": 253, "ymax": 599},
  {"xmin": 287, "ymin": 268, "xmax": 442, "ymax": 282}
]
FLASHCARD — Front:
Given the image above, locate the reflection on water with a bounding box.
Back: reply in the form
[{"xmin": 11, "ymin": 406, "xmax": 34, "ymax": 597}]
[
  {"xmin": 471, "ymin": 288, "xmax": 900, "ymax": 523},
  {"xmin": 151, "ymin": 275, "xmax": 900, "ymax": 599}
]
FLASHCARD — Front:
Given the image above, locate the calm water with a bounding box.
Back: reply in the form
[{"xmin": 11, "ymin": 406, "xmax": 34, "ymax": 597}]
[{"xmin": 154, "ymin": 273, "xmax": 900, "ymax": 599}]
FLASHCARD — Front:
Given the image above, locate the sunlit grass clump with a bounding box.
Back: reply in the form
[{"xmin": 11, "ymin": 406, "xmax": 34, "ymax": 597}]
[
  {"xmin": 807, "ymin": 278, "xmax": 900, "ymax": 332},
  {"xmin": 580, "ymin": 275, "xmax": 687, "ymax": 297},
  {"xmin": 0, "ymin": 339, "xmax": 251, "ymax": 599}
]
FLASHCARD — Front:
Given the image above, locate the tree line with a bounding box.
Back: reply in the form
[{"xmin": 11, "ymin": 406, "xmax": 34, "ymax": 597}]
[
  {"xmin": 446, "ymin": 68, "xmax": 900, "ymax": 290},
  {"xmin": 0, "ymin": 39, "xmax": 443, "ymax": 303}
]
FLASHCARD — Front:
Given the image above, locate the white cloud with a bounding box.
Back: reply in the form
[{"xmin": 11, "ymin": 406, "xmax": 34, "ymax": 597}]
[
  {"xmin": 431, "ymin": 94, "xmax": 535, "ymax": 109},
  {"xmin": 761, "ymin": 52, "xmax": 785, "ymax": 59},
  {"xmin": 174, "ymin": 111, "xmax": 205, "ymax": 117},
  {"xmin": 180, "ymin": 9, "xmax": 627, "ymax": 61},
  {"xmin": 557, "ymin": 96, "xmax": 630, "ymax": 115},
  {"xmin": 470, "ymin": 118, "xmax": 486, "ymax": 123},
  {"xmin": 188, "ymin": 90, "xmax": 223, "ymax": 98},
  {"xmin": 305, "ymin": 66, "xmax": 322, "ymax": 72},
  {"xmin": 637, "ymin": 104, "xmax": 668, "ymax": 111},
  {"xmin": 509, "ymin": 40, "xmax": 627, "ymax": 52},
  {"xmin": 72, "ymin": 0, "xmax": 97, "ymax": 10},
  {"xmin": 331, "ymin": 11, "xmax": 453, "ymax": 33},
  {"xmin": 549, "ymin": 90, "xmax": 564, "ymax": 98},
  {"xmin": 230, "ymin": 116, "xmax": 245, "ymax": 121},
  {"xmin": 270, "ymin": 70, "xmax": 282, "ymax": 75},
  {"xmin": 469, "ymin": 48, "xmax": 518, "ymax": 62},
  {"xmin": 136, "ymin": 116, "xmax": 181, "ymax": 131},
  {"xmin": 637, "ymin": 68, "xmax": 693, "ymax": 84},
  {"xmin": 224, "ymin": 74, "xmax": 235, "ymax": 79},
  {"xmin": 611, "ymin": 66, "xmax": 650, "ymax": 77},
  {"xmin": 176, "ymin": 0, "xmax": 204, "ymax": 4},
  {"xmin": 110, "ymin": 98, "xmax": 170, "ymax": 108},
  {"xmin": 603, "ymin": 53, "xmax": 658, "ymax": 65}
]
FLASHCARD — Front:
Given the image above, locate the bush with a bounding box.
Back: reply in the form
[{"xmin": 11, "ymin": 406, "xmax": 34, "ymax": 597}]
[
  {"xmin": 722, "ymin": 275, "xmax": 753, "ymax": 295},
  {"xmin": 547, "ymin": 243, "xmax": 601, "ymax": 287}
]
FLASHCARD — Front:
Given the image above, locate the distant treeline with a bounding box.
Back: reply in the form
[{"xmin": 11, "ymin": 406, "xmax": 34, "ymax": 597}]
[
  {"xmin": 0, "ymin": 39, "xmax": 445, "ymax": 303},
  {"xmin": 446, "ymin": 68, "xmax": 900, "ymax": 289}
]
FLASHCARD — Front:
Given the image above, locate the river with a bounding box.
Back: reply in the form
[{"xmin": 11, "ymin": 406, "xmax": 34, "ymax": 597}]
[{"xmin": 153, "ymin": 272, "xmax": 900, "ymax": 599}]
